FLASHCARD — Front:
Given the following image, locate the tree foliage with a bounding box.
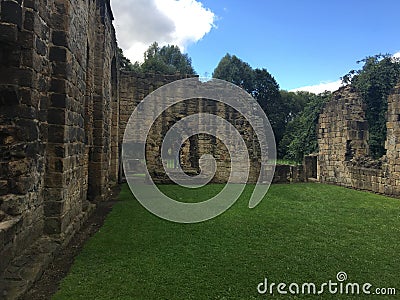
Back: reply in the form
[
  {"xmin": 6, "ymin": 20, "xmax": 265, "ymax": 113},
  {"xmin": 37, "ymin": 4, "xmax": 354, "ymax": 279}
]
[
  {"xmin": 342, "ymin": 54, "xmax": 400, "ymax": 158},
  {"xmin": 117, "ymin": 47, "xmax": 141, "ymax": 72},
  {"xmin": 213, "ymin": 54, "xmax": 289, "ymax": 147},
  {"xmin": 278, "ymin": 90, "xmax": 309, "ymax": 130},
  {"xmin": 140, "ymin": 42, "xmax": 196, "ymax": 75},
  {"xmin": 280, "ymin": 92, "xmax": 332, "ymax": 162},
  {"xmin": 212, "ymin": 54, "xmax": 254, "ymax": 91},
  {"xmin": 118, "ymin": 43, "xmax": 196, "ymax": 75},
  {"xmin": 252, "ymin": 68, "xmax": 285, "ymax": 146}
]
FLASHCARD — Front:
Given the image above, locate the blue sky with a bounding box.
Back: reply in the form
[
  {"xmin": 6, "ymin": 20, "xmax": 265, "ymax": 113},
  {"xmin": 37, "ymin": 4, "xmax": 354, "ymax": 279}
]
[{"xmin": 112, "ymin": 0, "xmax": 400, "ymax": 92}]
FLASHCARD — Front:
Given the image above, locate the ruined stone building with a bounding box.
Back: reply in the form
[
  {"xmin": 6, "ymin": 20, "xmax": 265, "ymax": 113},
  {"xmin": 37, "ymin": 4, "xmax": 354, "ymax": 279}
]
[
  {"xmin": 120, "ymin": 74, "xmax": 269, "ymax": 184},
  {"xmin": 318, "ymin": 82, "xmax": 400, "ymax": 196},
  {"xmin": 5, "ymin": 0, "xmax": 399, "ymax": 297},
  {"xmin": 0, "ymin": 1, "xmax": 272, "ymax": 297},
  {"xmin": 0, "ymin": 0, "xmax": 120, "ymax": 297}
]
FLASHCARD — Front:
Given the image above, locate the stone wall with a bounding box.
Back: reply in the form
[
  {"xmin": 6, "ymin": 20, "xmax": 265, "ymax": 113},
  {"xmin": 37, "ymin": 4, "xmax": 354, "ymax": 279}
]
[
  {"xmin": 0, "ymin": 0, "xmax": 51, "ymax": 276},
  {"xmin": 119, "ymin": 72, "xmax": 196, "ymax": 145},
  {"xmin": 384, "ymin": 82, "xmax": 400, "ymax": 195},
  {"xmin": 0, "ymin": 1, "xmax": 315, "ymax": 296},
  {"xmin": 318, "ymin": 82, "xmax": 400, "ymax": 196},
  {"xmin": 0, "ymin": 0, "xmax": 118, "ymax": 297},
  {"xmin": 119, "ymin": 74, "xmax": 268, "ymax": 184},
  {"xmin": 273, "ymin": 164, "xmax": 304, "ymax": 183},
  {"xmin": 147, "ymin": 98, "xmax": 265, "ymax": 184}
]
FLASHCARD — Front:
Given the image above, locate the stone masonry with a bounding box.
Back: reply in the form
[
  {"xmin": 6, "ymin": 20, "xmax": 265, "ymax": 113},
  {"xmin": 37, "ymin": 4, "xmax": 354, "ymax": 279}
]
[
  {"xmin": 0, "ymin": 1, "xmax": 309, "ymax": 298},
  {"xmin": 0, "ymin": 0, "xmax": 118, "ymax": 298},
  {"xmin": 119, "ymin": 75, "xmax": 269, "ymax": 184},
  {"xmin": 0, "ymin": 2, "xmax": 272, "ymax": 297},
  {"xmin": 318, "ymin": 82, "xmax": 400, "ymax": 196},
  {"xmin": 118, "ymin": 71, "xmax": 196, "ymax": 146}
]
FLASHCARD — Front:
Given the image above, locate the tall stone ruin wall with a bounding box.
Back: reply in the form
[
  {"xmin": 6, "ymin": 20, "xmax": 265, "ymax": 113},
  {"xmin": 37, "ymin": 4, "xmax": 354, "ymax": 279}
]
[
  {"xmin": 119, "ymin": 74, "xmax": 266, "ymax": 184},
  {"xmin": 145, "ymin": 98, "xmax": 264, "ymax": 184},
  {"xmin": 318, "ymin": 82, "xmax": 400, "ymax": 196},
  {"xmin": 118, "ymin": 72, "xmax": 196, "ymax": 145},
  {"xmin": 0, "ymin": 1, "xmax": 303, "ymax": 296},
  {"xmin": 0, "ymin": 0, "xmax": 118, "ymax": 294},
  {"xmin": 0, "ymin": 1, "xmax": 271, "ymax": 292}
]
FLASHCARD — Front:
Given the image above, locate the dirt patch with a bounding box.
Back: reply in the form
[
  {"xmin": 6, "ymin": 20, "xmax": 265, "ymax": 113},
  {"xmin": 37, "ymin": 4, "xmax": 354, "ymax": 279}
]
[{"xmin": 22, "ymin": 186, "xmax": 120, "ymax": 300}]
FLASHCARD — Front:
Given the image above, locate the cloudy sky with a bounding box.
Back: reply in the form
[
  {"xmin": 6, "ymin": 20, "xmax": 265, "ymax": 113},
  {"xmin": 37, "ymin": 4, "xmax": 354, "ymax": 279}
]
[
  {"xmin": 111, "ymin": 0, "xmax": 400, "ymax": 93},
  {"xmin": 111, "ymin": 0, "xmax": 215, "ymax": 66}
]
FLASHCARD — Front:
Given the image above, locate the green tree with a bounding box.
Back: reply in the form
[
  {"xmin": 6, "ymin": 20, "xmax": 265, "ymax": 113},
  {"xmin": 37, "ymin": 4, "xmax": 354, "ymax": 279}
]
[
  {"xmin": 280, "ymin": 92, "xmax": 332, "ymax": 162},
  {"xmin": 212, "ymin": 54, "xmax": 254, "ymax": 91},
  {"xmin": 117, "ymin": 47, "xmax": 139, "ymax": 72},
  {"xmin": 342, "ymin": 54, "xmax": 400, "ymax": 158},
  {"xmin": 213, "ymin": 54, "xmax": 288, "ymax": 148},
  {"xmin": 252, "ymin": 68, "xmax": 285, "ymax": 145},
  {"xmin": 140, "ymin": 42, "xmax": 196, "ymax": 75},
  {"xmin": 279, "ymin": 90, "xmax": 309, "ymax": 123}
]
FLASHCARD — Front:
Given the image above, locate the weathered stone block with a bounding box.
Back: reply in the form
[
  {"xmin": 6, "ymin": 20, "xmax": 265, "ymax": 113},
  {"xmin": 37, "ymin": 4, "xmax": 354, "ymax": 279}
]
[
  {"xmin": 44, "ymin": 201, "xmax": 64, "ymax": 218},
  {"xmin": 1, "ymin": 0, "xmax": 22, "ymax": 29},
  {"xmin": 52, "ymin": 61, "xmax": 72, "ymax": 78},
  {"xmin": 8, "ymin": 176, "xmax": 34, "ymax": 195},
  {"xmin": 0, "ymin": 86, "xmax": 19, "ymax": 106},
  {"xmin": 18, "ymin": 68, "xmax": 34, "ymax": 88},
  {"xmin": 43, "ymin": 216, "xmax": 62, "ymax": 234},
  {"xmin": 49, "ymin": 46, "xmax": 67, "ymax": 62},
  {"xmin": 35, "ymin": 38, "xmax": 47, "ymax": 56},
  {"xmin": 0, "ymin": 67, "xmax": 19, "ymax": 85},
  {"xmin": 50, "ymin": 78, "xmax": 67, "ymax": 93},
  {"xmin": 16, "ymin": 119, "xmax": 39, "ymax": 141},
  {"xmin": 47, "ymin": 125, "xmax": 66, "ymax": 143},
  {"xmin": 49, "ymin": 93, "xmax": 67, "ymax": 109},
  {"xmin": 8, "ymin": 158, "xmax": 30, "ymax": 177},
  {"xmin": 0, "ymin": 44, "xmax": 19, "ymax": 67},
  {"xmin": 47, "ymin": 108, "xmax": 66, "ymax": 125},
  {"xmin": 52, "ymin": 30, "xmax": 68, "ymax": 47},
  {"xmin": 0, "ymin": 23, "xmax": 17, "ymax": 43}
]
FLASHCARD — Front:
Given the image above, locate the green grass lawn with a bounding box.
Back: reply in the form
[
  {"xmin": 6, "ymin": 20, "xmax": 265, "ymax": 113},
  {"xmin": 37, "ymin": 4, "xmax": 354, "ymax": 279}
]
[{"xmin": 53, "ymin": 183, "xmax": 400, "ymax": 299}]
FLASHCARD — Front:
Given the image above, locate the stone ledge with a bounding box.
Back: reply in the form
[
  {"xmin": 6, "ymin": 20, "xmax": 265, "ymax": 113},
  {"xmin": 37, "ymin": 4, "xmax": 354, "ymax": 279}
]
[{"xmin": 0, "ymin": 203, "xmax": 95, "ymax": 300}]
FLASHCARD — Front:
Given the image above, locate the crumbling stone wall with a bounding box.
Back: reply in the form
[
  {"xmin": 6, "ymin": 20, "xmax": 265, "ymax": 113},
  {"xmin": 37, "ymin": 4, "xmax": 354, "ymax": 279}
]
[
  {"xmin": 318, "ymin": 83, "xmax": 400, "ymax": 196},
  {"xmin": 384, "ymin": 82, "xmax": 400, "ymax": 195},
  {"xmin": 0, "ymin": 0, "xmax": 118, "ymax": 296},
  {"xmin": 119, "ymin": 72, "xmax": 195, "ymax": 145},
  {"xmin": 0, "ymin": 1, "xmax": 310, "ymax": 296},
  {"xmin": 148, "ymin": 98, "xmax": 264, "ymax": 184},
  {"xmin": 273, "ymin": 164, "xmax": 304, "ymax": 183},
  {"xmin": 119, "ymin": 74, "xmax": 267, "ymax": 184}
]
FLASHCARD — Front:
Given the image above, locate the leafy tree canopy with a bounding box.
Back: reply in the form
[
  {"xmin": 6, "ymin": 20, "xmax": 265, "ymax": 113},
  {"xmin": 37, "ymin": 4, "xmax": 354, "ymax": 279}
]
[
  {"xmin": 213, "ymin": 54, "xmax": 290, "ymax": 147},
  {"xmin": 212, "ymin": 54, "xmax": 254, "ymax": 91},
  {"xmin": 280, "ymin": 91, "xmax": 332, "ymax": 162},
  {"xmin": 342, "ymin": 54, "xmax": 400, "ymax": 158},
  {"xmin": 118, "ymin": 43, "xmax": 196, "ymax": 75},
  {"xmin": 279, "ymin": 90, "xmax": 309, "ymax": 123},
  {"xmin": 141, "ymin": 42, "xmax": 196, "ymax": 75}
]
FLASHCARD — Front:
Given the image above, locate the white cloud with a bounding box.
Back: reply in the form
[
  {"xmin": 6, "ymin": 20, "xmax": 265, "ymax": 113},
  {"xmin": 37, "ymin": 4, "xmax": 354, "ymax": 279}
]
[
  {"xmin": 111, "ymin": 0, "xmax": 216, "ymax": 63},
  {"xmin": 289, "ymin": 80, "xmax": 343, "ymax": 94}
]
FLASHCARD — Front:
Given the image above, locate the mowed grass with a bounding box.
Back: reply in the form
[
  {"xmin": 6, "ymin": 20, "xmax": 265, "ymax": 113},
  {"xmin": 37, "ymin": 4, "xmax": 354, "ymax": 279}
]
[{"xmin": 53, "ymin": 183, "xmax": 400, "ymax": 299}]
